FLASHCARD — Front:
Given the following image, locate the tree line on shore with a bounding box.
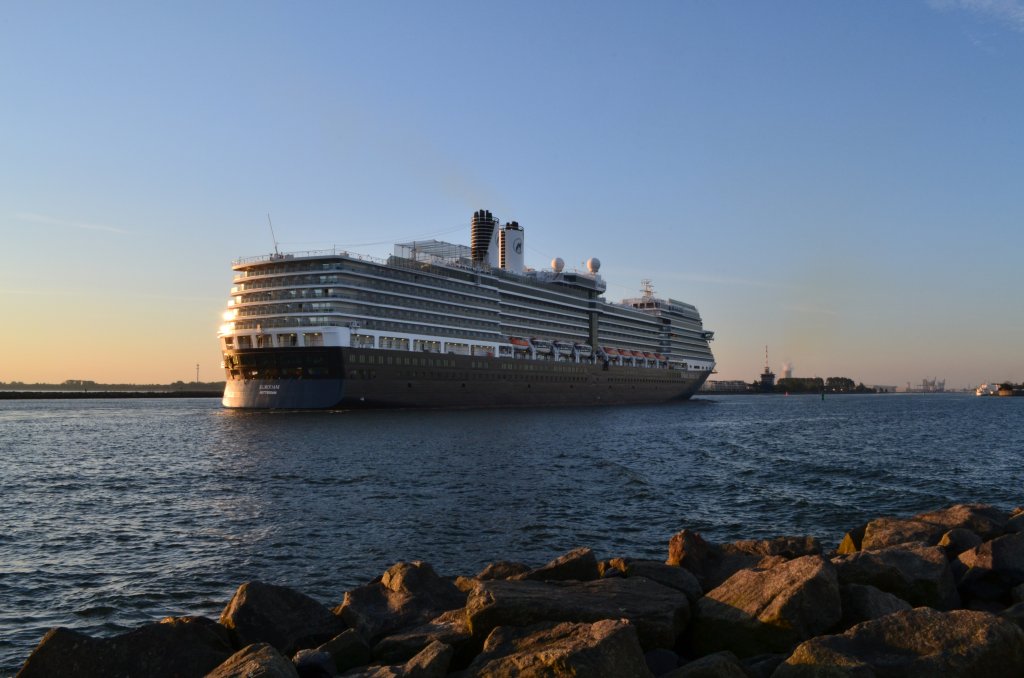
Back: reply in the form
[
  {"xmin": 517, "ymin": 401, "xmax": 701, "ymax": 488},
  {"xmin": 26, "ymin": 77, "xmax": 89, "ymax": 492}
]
[{"xmin": 0, "ymin": 379, "xmax": 225, "ymax": 391}]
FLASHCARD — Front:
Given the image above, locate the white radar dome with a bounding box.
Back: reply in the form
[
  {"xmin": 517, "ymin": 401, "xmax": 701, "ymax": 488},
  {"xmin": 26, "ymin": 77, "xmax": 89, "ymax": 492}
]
[
  {"xmin": 551, "ymin": 257, "xmax": 565, "ymax": 273},
  {"xmin": 586, "ymin": 257, "xmax": 601, "ymax": 273}
]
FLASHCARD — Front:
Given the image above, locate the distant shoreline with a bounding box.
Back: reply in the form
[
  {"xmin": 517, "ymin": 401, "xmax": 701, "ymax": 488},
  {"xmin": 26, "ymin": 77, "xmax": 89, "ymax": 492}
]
[{"xmin": 0, "ymin": 391, "xmax": 223, "ymax": 400}]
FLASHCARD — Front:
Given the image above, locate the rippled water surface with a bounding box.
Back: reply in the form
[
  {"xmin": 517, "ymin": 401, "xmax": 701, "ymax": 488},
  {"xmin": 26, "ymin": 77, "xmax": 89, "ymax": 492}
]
[{"xmin": 1, "ymin": 394, "xmax": 1022, "ymax": 673}]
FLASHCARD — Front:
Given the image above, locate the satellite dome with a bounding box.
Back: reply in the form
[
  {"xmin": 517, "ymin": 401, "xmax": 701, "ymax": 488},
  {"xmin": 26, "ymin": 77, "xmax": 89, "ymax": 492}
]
[
  {"xmin": 586, "ymin": 257, "xmax": 601, "ymax": 273},
  {"xmin": 551, "ymin": 257, "xmax": 565, "ymax": 273}
]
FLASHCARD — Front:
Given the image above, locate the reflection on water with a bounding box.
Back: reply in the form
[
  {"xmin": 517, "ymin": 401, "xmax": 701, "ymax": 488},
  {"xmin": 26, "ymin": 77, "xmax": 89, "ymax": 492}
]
[{"xmin": 0, "ymin": 394, "xmax": 1021, "ymax": 672}]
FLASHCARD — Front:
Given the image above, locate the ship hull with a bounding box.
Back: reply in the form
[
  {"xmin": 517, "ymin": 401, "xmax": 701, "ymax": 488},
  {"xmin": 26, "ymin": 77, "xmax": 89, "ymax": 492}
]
[{"xmin": 222, "ymin": 347, "xmax": 710, "ymax": 410}]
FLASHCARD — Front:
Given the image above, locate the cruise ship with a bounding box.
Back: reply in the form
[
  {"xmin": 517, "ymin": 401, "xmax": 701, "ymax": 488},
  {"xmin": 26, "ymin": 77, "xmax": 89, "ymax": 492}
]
[{"xmin": 219, "ymin": 210, "xmax": 716, "ymax": 409}]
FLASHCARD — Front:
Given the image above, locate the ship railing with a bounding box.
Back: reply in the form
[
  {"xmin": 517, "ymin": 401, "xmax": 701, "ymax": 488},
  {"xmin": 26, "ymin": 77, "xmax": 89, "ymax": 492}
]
[{"xmin": 233, "ymin": 249, "xmax": 394, "ymax": 267}]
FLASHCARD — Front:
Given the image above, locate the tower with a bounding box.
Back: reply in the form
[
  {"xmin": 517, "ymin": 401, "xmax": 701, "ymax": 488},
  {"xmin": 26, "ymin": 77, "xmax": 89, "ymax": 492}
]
[{"xmin": 759, "ymin": 345, "xmax": 776, "ymax": 392}]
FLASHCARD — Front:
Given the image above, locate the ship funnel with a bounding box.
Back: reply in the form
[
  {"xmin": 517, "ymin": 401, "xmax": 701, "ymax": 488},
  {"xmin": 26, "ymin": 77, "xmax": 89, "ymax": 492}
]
[
  {"xmin": 471, "ymin": 209, "xmax": 500, "ymax": 266},
  {"xmin": 499, "ymin": 220, "xmax": 525, "ymax": 273}
]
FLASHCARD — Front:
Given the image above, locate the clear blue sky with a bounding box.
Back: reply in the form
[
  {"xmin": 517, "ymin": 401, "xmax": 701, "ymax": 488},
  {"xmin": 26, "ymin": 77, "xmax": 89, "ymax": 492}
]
[{"xmin": 2, "ymin": 1, "xmax": 1021, "ymax": 387}]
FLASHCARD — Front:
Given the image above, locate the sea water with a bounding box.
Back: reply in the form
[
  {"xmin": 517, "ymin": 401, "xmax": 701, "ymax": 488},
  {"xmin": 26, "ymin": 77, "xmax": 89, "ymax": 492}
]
[{"xmin": 1, "ymin": 394, "xmax": 1021, "ymax": 673}]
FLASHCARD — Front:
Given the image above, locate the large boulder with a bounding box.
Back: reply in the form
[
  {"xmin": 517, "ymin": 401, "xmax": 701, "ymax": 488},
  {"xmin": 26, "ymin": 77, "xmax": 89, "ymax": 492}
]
[
  {"xmin": 774, "ymin": 608, "xmax": 1024, "ymax": 677},
  {"xmin": 664, "ymin": 650, "xmax": 747, "ymax": 677},
  {"xmin": 475, "ymin": 561, "xmax": 530, "ymax": 581},
  {"xmin": 689, "ymin": 555, "xmax": 841, "ymax": 658},
  {"xmin": 667, "ymin": 531, "xmax": 817, "ymax": 590},
  {"xmin": 17, "ymin": 616, "xmax": 234, "ymax": 678},
  {"xmin": 466, "ymin": 619, "xmax": 652, "ymax": 677},
  {"xmin": 915, "ymin": 504, "xmax": 1009, "ymax": 541},
  {"xmin": 206, "ymin": 643, "xmax": 299, "ymax": 678},
  {"xmin": 956, "ymin": 532, "xmax": 1024, "ymax": 603},
  {"xmin": 512, "ymin": 547, "xmax": 601, "ymax": 582},
  {"xmin": 837, "ymin": 523, "xmax": 867, "ymax": 555},
  {"xmin": 832, "ymin": 543, "xmax": 960, "ymax": 609},
  {"xmin": 371, "ymin": 608, "xmax": 474, "ymax": 667},
  {"xmin": 466, "ymin": 576, "xmax": 690, "ymax": 651},
  {"xmin": 335, "ymin": 562, "xmax": 465, "ymax": 642},
  {"xmin": 220, "ymin": 581, "xmax": 346, "ymax": 656},
  {"xmin": 859, "ymin": 517, "xmax": 946, "ymax": 551},
  {"xmin": 341, "ymin": 640, "xmax": 453, "ymax": 678},
  {"xmin": 938, "ymin": 528, "xmax": 984, "ymax": 559},
  {"xmin": 838, "ymin": 583, "xmax": 912, "ymax": 630},
  {"xmin": 315, "ymin": 629, "xmax": 372, "ymax": 674},
  {"xmin": 608, "ymin": 558, "xmax": 703, "ymax": 605}
]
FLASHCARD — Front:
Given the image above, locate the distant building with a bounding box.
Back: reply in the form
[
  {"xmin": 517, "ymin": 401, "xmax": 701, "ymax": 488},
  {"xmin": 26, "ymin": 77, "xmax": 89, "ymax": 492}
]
[
  {"xmin": 759, "ymin": 346, "xmax": 776, "ymax": 392},
  {"xmin": 871, "ymin": 385, "xmax": 897, "ymax": 393}
]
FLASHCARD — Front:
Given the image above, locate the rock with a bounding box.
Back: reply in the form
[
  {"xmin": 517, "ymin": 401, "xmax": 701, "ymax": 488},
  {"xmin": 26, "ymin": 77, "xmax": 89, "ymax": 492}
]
[
  {"xmin": 1006, "ymin": 511, "xmax": 1024, "ymax": 534},
  {"xmin": 689, "ymin": 555, "xmax": 841, "ymax": 658},
  {"xmin": 914, "ymin": 503, "xmax": 1009, "ymax": 541},
  {"xmin": 475, "ymin": 561, "xmax": 530, "ymax": 580},
  {"xmin": 938, "ymin": 528, "xmax": 984, "ymax": 558},
  {"xmin": 663, "ymin": 651, "xmax": 747, "ymax": 677},
  {"xmin": 644, "ymin": 647, "xmax": 680, "ymax": 675},
  {"xmin": 1003, "ymin": 602, "xmax": 1024, "ymax": 631},
  {"xmin": 341, "ymin": 640, "xmax": 453, "ymax": 678},
  {"xmin": 293, "ymin": 649, "xmax": 336, "ymax": 678},
  {"xmin": 837, "ymin": 523, "xmax": 867, "ymax": 554},
  {"xmin": 667, "ymin": 531, "xmax": 816, "ymax": 591},
  {"xmin": 831, "ymin": 543, "xmax": 960, "ymax": 609},
  {"xmin": 466, "ymin": 619, "xmax": 652, "ymax": 677},
  {"xmin": 774, "ymin": 608, "xmax": 1024, "ymax": 677},
  {"xmin": 1015, "ymin": 582, "xmax": 1024, "ymax": 604},
  {"xmin": 207, "ymin": 643, "xmax": 299, "ymax": 678},
  {"xmin": 860, "ymin": 517, "xmax": 945, "ymax": 551},
  {"xmin": 17, "ymin": 616, "xmax": 234, "ymax": 678},
  {"xmin": 466, "ymin": 576, "xmax": 690, "ymax": 651},
  {"xmin": 401, "ymin": 640, "xmax": 453, "ymax": 678},
  {"xmin": 335, "ymin": 562, "xmax": 465, "ymax": 642},
  {"xmin": 741, "ymin": 653, "xmax": 785, "ymax": 678},
  {"xmin": 726, "ymin": 536, "xmax": 821, "ymax": 560},
  {"xmin": 316, "ymin": 629, "xmax": 372, "ymax": 674},
  {"xmin": 667, "ymin": 530, "xmax": 715, "ymax": 583},
  {"xmin": 220, "ymin": 581, "xmax": 345, "ymax": 656},
  {"xmin": 371, "ymin": 608, "xmax": 473, "ymax": 667},
  {"xmin": 838, "ymin": 583, "xmax": 912, "ymax": 629},
  {"xmin": 956, "ymin": 532, "xmax": 1024, "ymax": 603},
  {"xmin": 609, "ymin": 558, "xmax": 703, "ymax": 605},
  {"xmin": 512, "ymin": 546, "xmax": 600, "ymax": 582}
]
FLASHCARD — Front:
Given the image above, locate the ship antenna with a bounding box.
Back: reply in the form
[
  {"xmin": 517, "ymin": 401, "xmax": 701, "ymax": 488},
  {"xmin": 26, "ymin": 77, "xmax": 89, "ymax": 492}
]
[{"xmin": 267, "ymin": 213, "xmax": 280, "ymax": 255}]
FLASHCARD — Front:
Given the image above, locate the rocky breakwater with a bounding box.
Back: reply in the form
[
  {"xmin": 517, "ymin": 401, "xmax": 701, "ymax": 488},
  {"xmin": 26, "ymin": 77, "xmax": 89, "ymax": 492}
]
[{"xmin": 15, "ymin": 503, "xmax": 1024, "ymax": 677}]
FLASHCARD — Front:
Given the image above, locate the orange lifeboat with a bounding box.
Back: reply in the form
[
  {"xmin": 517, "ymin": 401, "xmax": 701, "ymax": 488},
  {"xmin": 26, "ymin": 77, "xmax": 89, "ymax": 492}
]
[
  {"xmin": 602, "ymin": 347, "xmax": 620, "ymax": 356},
  {"xmin": 509, "ymin": 337, "xmax": 530, "ymax": 347}
]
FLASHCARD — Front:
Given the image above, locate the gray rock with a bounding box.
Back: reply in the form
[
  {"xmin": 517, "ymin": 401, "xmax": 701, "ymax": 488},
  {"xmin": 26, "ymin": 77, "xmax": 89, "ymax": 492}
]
[
  {"xmin": 664, "ymin": 651, "xmax": 747, "ymax": 677},
  {"xmin": 335, "ymin": 562, "xmax": 465, "ymax": 642},
  {"xmin": 914, "ymin": 503, "xmax": 1009, "ymax": 541},
  {"xmin": 644, "ymin": 647, "xmax": 680, "ymax": 675},
  {"xmin": 220, "ymin": 581, "xmax": 345, "ymax": 656},
  {"xmin": 839, "ymin": 583, "xmax": 912, "ymax": 629},
  {"xmin": 689, "ymin": 555, "xmax": 841, "ymax": 658},
  {"xmin": 17, "ymin": 616, "xmax": 234, "ymax": 678},
  {"xmin": 208, "ymin": 643, "xmax": 300, "ymax": 678},
  {"xmin": 609, "ymin": 558, "xmax": 703, "ymax": 605},
  {"xmin": 371, "ymin": 608, "xmax": 472, "ymax": 666},
  {"xmin": 466, "ymin": 619, "xmax": 652, "ymax": 677},
  {"xmin": 774, "ymin": 608, "xmax": 1024, "ymax": 677},
  {"xmin": 956, "ymin": 532, "xmax": 1024, "ymax": 603},
  {"xmin": 293, "ymin": 649, "xmax": 336, "ymax": 678},
  {"xmin": 832, "ymin": 543, "xmax": 960, "ymax": 609},
  {"xmin": 938, "ymin": 528, "xmax": 984, "ymax": 558},
  {"xmin": 316, "ymin": 629, "xmax": 372, "ymax": 674},
  {"xmin": 512, "ymin": 546, "xmax": 600, "ymax": 582},
  {"xmin": 475, "ymin": 561, "xmax": 530, "ymax": 580},
  {"xmin": 859, "ymin": 517, "xmax": 945, "ymax": 551},
  {"xmin": 466, "ymin": 576, "xmax": 690, "ymax": 651}
]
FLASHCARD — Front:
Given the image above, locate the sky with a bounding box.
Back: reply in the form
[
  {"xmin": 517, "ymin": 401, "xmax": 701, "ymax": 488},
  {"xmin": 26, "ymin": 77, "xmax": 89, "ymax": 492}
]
[{"xmin": 1, "ymin": 1, "xmax": 1022, "ymax": 387}]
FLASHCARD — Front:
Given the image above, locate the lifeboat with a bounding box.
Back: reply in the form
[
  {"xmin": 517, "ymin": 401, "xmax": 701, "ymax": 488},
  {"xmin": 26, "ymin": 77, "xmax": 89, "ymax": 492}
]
[
  {"xmin": 509, "ymin": 337, "xmax": 530, "ymax": 347},
  {"xmin": 631, "ymin": 350, "xmax": 645, "ymax": 358},
  {"xmin": 643, "ymin": 352, "xmax": 656, "ymax": 359},
  {"xmin": 654, "ymin": 353, "xmax": 667, "ymax": 361},
  {"xmin": 602, "ymin": 347, "xmax": 620, "ymax": 356},
  {"xmin": 530, "ymin": 338, "xmax": 553, "ymax": 354},
  {"xmin": 575, "ymin": 343, "xmax": 593, "ymax": 357},
  {"xmin": 554, "ymin": 341, "xmax": 575, "ymax": 352}
]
